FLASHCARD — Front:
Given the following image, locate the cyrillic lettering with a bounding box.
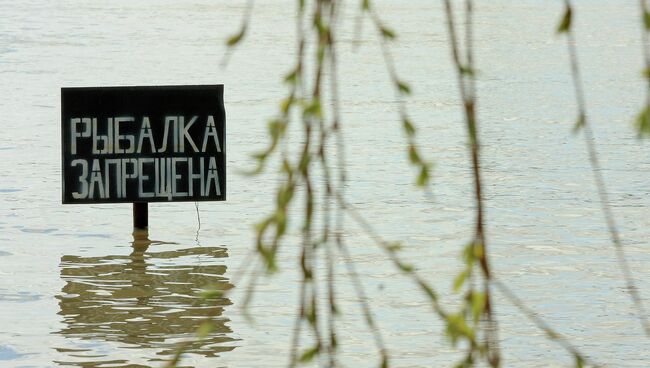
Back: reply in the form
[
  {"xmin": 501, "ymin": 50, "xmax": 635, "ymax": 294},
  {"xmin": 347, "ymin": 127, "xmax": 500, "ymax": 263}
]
[
  {"xmin": 70, "ymin": 118, "xmax": 91, "ymax": 155},
  {"xmin": 201, "ymin": 115, "xmax": 221, "ymax": 152},
  {"xmin": 88, "ymin": 159, "xmax": 105, "ymax": 199},
  {"xmin": 71, "ymin": 159, "xmax": 88, "ymax": 199},
  {"xmin": 138, "ymin": 158, "xmax": 154, "ymax": 198},
  {"xmin": 114, "ymin": 116, "xmax": 134, "ymax": 154},
  {"xmin": 205, "ymin": 157, "xmax": 220, "ymax": 196},
  {"xmin": 137, "ymin": 117, "xmax": 156, "ymax": 154}
]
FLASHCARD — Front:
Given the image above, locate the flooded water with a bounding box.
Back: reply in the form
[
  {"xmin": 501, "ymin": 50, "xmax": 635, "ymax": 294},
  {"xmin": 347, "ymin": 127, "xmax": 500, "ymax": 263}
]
[{"xmin": 1, "ymin": 0, "xmax": 650, "ymax": 367}]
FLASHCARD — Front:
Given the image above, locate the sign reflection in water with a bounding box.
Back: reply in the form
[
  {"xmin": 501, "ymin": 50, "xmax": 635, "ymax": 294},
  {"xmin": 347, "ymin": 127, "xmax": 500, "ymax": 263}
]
[{"xmin": 55, "ymin": 230, "xmax": 236, "ymax": 367}]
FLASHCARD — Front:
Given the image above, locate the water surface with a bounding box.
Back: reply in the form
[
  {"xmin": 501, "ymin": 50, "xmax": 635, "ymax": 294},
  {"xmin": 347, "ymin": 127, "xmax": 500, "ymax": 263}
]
[{"xmin": 1, "ymin": 0, "xmax": 650, "ymax": 367}]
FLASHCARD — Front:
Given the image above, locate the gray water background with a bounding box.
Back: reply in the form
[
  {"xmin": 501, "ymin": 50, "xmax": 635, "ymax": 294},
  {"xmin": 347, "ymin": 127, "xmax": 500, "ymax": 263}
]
[{"xmin": 1, "ymin": 0, "xmax": 650, "ymax": 367}]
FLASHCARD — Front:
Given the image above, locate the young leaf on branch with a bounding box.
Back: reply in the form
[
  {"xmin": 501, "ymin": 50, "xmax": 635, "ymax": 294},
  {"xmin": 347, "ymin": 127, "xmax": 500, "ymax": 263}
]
[{"xmin": 557, "ymin": 5, "xmax": 572, "ymax": 34}]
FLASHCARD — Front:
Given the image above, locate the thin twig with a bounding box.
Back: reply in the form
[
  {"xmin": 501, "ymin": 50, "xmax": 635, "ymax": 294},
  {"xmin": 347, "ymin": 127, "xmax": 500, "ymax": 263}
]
[
  {"xmin": 337, "ymin": 234, "xmax": 390, "ymax": 366},
  {"xmin": 339, "ymin": 191, "xmax": 599, "ymax": 367},
  {"xmin": 366, "ymin": 4, "xmax": 435, "ymax": 200},
  {"xmin": 493, "ymin": 279, "xmax": 602, "ymax": 367},
  {"xmin": 441, "ymin": 1, "xmax": 499, "ymax": 364},
  {"xmin": 289, "ymin": 260, "xmax": 308, "ymax": 367},
  {"xmin": 562, "ymin": 0, "xmax": 650, "ymax": 337},
  {"xmin": 221, "ymin": 0, "xmax": 255, "ymax": 68},
  {"xmin": 337, "ymin": 193, "xmax": 447, "ymax": 319}
]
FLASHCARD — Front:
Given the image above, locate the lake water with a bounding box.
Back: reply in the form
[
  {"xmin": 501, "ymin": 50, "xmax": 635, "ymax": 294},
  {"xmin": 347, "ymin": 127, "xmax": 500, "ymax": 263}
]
[{"xmin": 1, "ymin": 0, "xmax": 650, "ymax": 367}]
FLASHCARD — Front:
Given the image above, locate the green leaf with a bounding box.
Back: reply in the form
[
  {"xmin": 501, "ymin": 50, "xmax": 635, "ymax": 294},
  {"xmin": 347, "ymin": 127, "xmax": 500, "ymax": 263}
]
[
  {"xmin": 196, "ymin": 321, "xmax": 213, "ymax": 339},
  {"xmin": 470, "ymin": 291, "xmax": 485, "ymax": 323},
  {"xmin": 298, "ymin": 150, "xmax": 311, "ymax": 173},
  {"xmin": 636, "ymin": 104, "xmax": 650, "ymax": 138},
  {"xmin": 200, "ymin": 289, "xmax": 223, "ymax": 299},
  {"xmin": 284, "ymin": 69, "xmax": 298, "ymax": 84},
  {"xmin": 445, "ymin": 312, "xmax": 474, "ymax": 346},
  {"xmin": 280, "ymin": 97, "xmax": 293, "ymax": 114},
  {"xmin": 314, "ymin": 15, "xmax": 327, "ymax": 35},
  {"xmin": 226, "ymin": 26, "xmax": 247, "ymax": 46},
  {"xmin": 387, "ymin": 241, "xmax": 403, "ymax": 252},
  {"xmin": 268, "ymin": 119, "xmax": 286, "ymax": 139},
  {"xmin": 453, "ymin": 269, "xmax": 469, "ymax": 292},
  {"xmin": 556, "ymin": 5, "xmax": 572, "ymax": 34},
  {"xmin": 330, "ymin": 301, "xmax": 339, "ymax": 316},
  {"xmin": 276, "ymin": 184, "xmax": 294, "ymax": 208},
  {"xmin": 408, "ymin": 145, "xmax": 420, "ymax": 164},
  {"xmin": 402, "ymin": 118, "xmax": 416, "ymax": 136},
  {"xmin": 380, "ymin": 26, "xmax": 396, "ymax": 40},
  {"xmin": 306, "ymin": 304, "xmax": 317, "ymax": 325},
  {"xmin": 459, "ymin": 65, "xmax": 475, "ymax": 76},
  {"xmin": 380, "ymin": 355, "xmax": 389, "ymax": 368},
  {"xmin": 396, "ymin": 80, "xmax": 411, "ymax": 94},
  {"xmin": 644, "ymin": 11, "xmax": 650, "ymax": 30},
  {"xmin": 397, "ymin": 261, "xmax": 414, "ymax": 273},
  {"xmin": 545, "ymin": 329, "xmax": 560, "ymax": 340},
  {"xmin": 362, "ymin": 0, "xmax": 370, "ymax": 11},
  {"xmin": 298, "ymin": 345, "xmax": 320, "ymax": 363},
  {"xmin": 416, "ymin": 165, "xmax": 429, "ymax": 187},
  {"xmin": 274, "ymin": 210, "xmax": 287, "ymax": 235},
  {"xmin": 572, "ymin": 113, "xmax": 585, "ymax": 134},
  {"xmin": 303, "ymin": 99, "xmax": 321, "ymax": 119},
  {"xmin": 643, "ymin": 67, "xmax": 650, "ymax": 79},
  {"xmin": 472, "ymin": 240, "xmax": 484, "ymax": 260},
  {"xmin": 255, "ymin": 216, "xmax": 277, "ymax": 272},
  {"xmin": 574, "ymin": 354, "xmax": 584, "ymax": 368},
  {"xmin": 462, "ymin": 241, "xmax": 475, "ymax": 266},
  {"xmin": 281, "ymin": 159, "xmax": 292, "ymax": 174},
  {"xmin": 330, "ymin": 331, "xmax": 338, "ymax": 347}
]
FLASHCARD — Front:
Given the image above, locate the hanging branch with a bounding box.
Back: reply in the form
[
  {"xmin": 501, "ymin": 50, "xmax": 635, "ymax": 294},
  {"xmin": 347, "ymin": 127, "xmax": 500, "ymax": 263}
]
[
  {"xmin": 558, "ymin": 0, "xmax": 650, "ymax": 337},
  {"xmin": 323, "ymin": 1, "xmax": 343, "ymax": 365},
  {"xmin": 636, "ymin": 0, "xmax": 650, "ymax": 136},
  {"xmin": 493, "ymin": 279, "xmax": 601, "ymax": 368},
  {"xmin": 363, "ymin": 0, "xmax": 434, "ymax": 192},
  {"xmin": 165, "ymin": 2, "xmax": 634, "ymax": 368},
  {"xmin": 439, "ymin": 0, "xmax": 500, "ymax": 365},
  {"xmin": 221, "ymin": 0, "xmax": 255, "ymax": 68}
]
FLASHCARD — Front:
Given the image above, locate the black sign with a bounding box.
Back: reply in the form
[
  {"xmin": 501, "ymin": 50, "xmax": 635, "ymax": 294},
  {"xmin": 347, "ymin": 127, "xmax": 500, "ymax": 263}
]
[{"xmin": 61, "ymin": 85, "xmax": 226, "ymax": 204}]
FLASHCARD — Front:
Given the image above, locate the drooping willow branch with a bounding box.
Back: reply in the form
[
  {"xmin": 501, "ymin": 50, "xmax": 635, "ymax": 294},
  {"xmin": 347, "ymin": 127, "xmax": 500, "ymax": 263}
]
[
  {"xmin": 221, "ymin": 0, "xmax": 255, "ymax": 68},
  {"xmin": 339, "ymin": 193, "xmax": 601, "ymax": 368},
  {"xmin": 558, "ymin": 0, "xmax": 650, "ymax": 337},
  {"xmin": 168, "ymin": 1, "xmax": 643, "ymax": 368},
  {"xmin": 492, "ymin": 280, "xmax": 601, "ymax": 368},
  {"xmin": 355, "ymin": 1, "xmax": 434, "ymax": 191},
  {"xmin": 439, "ymin": 0, "xmax": 500, "ymax": 365},
  {"xmin": 636, "ymin": 0, "xmax": 650, "ymax": 136},
  {"xmin": 242, "ymin": 0, "xmax": 392, "ymax": 365}
]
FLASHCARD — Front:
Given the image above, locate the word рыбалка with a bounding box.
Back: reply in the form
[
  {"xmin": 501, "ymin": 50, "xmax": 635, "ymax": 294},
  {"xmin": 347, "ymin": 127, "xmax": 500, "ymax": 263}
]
[{"xmin": 69, "ymin": 115, "xmax": 221, "ymax": 155}]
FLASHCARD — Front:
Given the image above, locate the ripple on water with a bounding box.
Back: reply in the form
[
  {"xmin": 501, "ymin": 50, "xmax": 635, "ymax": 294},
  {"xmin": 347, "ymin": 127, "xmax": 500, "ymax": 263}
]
[
  {"xmin": 52, "ymin": 233, "xmax": 112, "ymax": 239},
  {"xmin": 0, "ymin": 189, "xmax": 21, "ymax": 193},
  {"xmin": 0, "ymin": 290, "xmax": 42, "ymax": 303},
  {"xmin": 19, "ymin": 228, "xmax": 57, "ymax": 234},
  {"xmin": 0, "ymin": 345, "xmax": 23, "ymax": 361}
]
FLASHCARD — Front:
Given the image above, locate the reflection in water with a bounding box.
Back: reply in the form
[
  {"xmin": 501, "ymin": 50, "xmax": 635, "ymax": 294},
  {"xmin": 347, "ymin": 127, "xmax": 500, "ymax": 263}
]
[{"xmin": 55, "ymin": 229, "xmax": 236, "ymax": 367}]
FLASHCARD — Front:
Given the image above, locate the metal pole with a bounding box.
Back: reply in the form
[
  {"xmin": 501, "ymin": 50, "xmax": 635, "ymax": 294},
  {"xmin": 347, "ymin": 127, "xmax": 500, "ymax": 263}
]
[{"xmin": 133, "ymin": 202, "xmax": 148, "ymax": 229}]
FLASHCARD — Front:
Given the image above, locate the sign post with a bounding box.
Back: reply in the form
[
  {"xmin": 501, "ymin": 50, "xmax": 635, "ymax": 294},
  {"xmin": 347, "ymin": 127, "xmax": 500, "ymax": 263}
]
[
  {"xmin": 61, "ymin": 85, "xmax": 226, "ymax": 229},
  {"xmin": 133, "ymin": 203, "xmax": 148, "ymax": 229}
]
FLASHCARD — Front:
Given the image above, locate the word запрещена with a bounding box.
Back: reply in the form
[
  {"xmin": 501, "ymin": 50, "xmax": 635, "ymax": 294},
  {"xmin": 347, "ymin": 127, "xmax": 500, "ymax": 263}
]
[{"xmin": 67, "ymin": 115, "xmax": 222, "ymax": 200}]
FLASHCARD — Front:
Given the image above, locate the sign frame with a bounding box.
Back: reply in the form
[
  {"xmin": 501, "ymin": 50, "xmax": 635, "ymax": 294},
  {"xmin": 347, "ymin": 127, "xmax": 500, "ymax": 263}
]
[{"xmin": 61, "ymin": 84, "xmax": 226, "ymax": 205}]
